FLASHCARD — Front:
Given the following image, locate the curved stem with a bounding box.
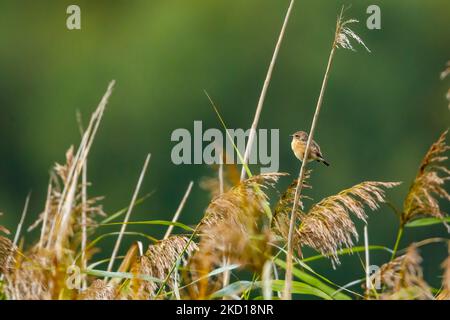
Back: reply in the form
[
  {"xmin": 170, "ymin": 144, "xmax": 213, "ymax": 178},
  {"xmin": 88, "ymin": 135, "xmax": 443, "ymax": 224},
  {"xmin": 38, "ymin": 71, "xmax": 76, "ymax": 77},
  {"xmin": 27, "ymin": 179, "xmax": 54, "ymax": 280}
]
[
  {"xmin": 390, "ymin": 226, "xmax": 404, "ymax": 261},
  {"xmin": 283, "ymin": 16, "xmax": 340, "ymax": 300}
]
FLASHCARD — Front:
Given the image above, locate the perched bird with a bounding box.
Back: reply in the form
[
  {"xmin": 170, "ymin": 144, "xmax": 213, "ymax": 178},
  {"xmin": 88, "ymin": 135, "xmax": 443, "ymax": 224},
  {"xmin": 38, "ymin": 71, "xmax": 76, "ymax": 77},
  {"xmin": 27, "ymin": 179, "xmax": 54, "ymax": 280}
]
[{"xmin": 290, "ymin": 131, "xmax": 330, "ymax": 166}]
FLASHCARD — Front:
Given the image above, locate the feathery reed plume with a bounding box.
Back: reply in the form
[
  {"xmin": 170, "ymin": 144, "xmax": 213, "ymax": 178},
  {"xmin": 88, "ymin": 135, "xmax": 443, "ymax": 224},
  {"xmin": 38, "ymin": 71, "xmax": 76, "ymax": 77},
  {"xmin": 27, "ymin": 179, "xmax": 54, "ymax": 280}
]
[
  {"xmin": 277, "ymin": 181, "xmax": 399, "ymax": 265},
  {"xmin": 402, "ymin": 130, "xmax": 450, "ymax": 228},
  {"xmin": 335, "ymin": 19, "xmax": 371, "ymax": 52},
  {"xmin": 437, "ymin": 242, "xmax": 450, "ymax": 300},
  {"xmin": 0, "ymin": 226, "xmax": 12, "ymax": 275},
  {"xmin": 189, "ymin": 173, "xmax": 285, "ymax": 298},
  {"xmin": 5, "ymin": 149, "xmax": 104, "ymax": 299},
  {"xmin": 240, "ymin": 0, "xmax": 295, "ymax": 180},
  {"xmin": 29, "ymin": 146, "xmax": 105, "ymax": 251},
  {"xmin": 129, "ymin": 236, "xmax": 197, "ymax": 299},
  {"xmin": 369, "ymin": 245, "xmax": 433, "ymax": 300},
  {"xmin": 284, "ymin": 8, "xmax": 370, "ymax": 299}
]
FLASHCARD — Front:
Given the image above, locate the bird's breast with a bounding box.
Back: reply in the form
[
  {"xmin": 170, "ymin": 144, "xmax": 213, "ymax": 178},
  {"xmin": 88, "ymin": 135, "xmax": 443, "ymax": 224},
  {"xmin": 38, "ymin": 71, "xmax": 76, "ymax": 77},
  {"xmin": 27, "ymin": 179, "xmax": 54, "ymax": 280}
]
[{"xmin": 291, "ymin": 140, "xmax": 306, "ymax": 161}]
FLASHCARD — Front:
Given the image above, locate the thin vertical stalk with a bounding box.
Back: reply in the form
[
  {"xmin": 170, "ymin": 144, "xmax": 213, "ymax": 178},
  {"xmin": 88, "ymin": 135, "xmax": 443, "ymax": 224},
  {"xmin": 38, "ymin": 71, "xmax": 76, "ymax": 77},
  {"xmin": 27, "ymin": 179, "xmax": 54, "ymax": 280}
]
[
  {"xmin": 390, "ymin": 225, "xmax": 404, "ymax": 261},
  {"xmin": 163, "ymin": 181, "xmax": 194, "ymax": 240},
  {"xmin": 80, "ymin": 162, "xmax": 88, "ymax": 289},
  {"xmin": 77, "ymin": 111, "xmax": 88, "ymax": 289},
  {"xmin": 364, "ymin": 225, "xmax": 370, "ymax": 292},
  {"xmin": 283, "ymin": 12, "xmax": 342, "ymax": 300},
  {"xmin": 240, "ymin": 0, "xmax": 295, "ymax": 181},
  {"xmin": 107, "ymin": 153, "xmax": 151, "ymax": 274}
]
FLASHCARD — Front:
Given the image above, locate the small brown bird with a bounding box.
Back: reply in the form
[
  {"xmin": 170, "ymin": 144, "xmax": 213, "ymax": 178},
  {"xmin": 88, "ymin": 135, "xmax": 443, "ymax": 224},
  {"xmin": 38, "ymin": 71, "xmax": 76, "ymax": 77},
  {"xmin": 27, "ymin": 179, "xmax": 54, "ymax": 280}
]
[{"xmin": 290, "ymin": 131, "xmax": 330, "ymax": 166}]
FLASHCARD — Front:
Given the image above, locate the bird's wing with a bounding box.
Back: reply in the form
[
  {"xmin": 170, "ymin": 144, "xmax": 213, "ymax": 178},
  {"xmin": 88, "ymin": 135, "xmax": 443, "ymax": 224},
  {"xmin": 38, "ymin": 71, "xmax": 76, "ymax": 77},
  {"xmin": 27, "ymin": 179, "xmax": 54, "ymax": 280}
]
[{"xmin": 312, "ymin": 140, "xmax": 324, "ymax": 158}]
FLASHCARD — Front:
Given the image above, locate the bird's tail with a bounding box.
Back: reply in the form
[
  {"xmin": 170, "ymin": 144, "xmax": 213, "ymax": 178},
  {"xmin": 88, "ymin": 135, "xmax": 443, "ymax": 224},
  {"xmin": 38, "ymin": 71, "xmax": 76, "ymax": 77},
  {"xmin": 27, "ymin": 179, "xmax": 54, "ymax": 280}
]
[{"xmin": 317, "ymin": 158, "xmax": 330, "ymax": 166}]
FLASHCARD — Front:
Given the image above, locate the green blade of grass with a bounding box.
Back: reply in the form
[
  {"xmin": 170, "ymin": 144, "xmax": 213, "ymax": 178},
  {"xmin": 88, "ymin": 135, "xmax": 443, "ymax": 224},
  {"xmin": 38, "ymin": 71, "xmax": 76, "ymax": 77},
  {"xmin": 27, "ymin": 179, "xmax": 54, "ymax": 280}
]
[
  {"xmin": 405, "ymin": 217, "xmax": 450, "ymax": 228},
  {"xmin": 274, "ymin": 258, "xmax": 351, "ymax": 300},
  {"xmin": 211, "ymin": 279, "xmax": 333, "ymax": 300},
  {"xmin": 269, "ymin": 280, "xmax": 333, "ymax": 300},
  {"xmin": 301, "ymin": 245, "xmax": 393, "ymax": 263}
]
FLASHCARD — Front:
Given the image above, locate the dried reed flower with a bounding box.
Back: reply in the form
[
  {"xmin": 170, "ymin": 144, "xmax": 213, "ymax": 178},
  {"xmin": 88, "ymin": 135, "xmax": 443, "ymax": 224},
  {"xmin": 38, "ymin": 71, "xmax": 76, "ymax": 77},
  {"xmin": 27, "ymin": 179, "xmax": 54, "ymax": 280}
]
[
  {"xmin": 334, "ymin": 13, "xmax": 370, "ymax": 52},
  {"xmin": 4, "ymin": 82, "xmax": 114, "ymax": 300},
  {"xmin": 280, "ymin": 181, "xmax": 399, "ymax": 264},
  {"xmin": 189, "ymin": 173, "xmax": 285, "ymax": 298},
  {"xmin": 369, "ymin": 245, "xmax": 433, "ymax": 300},
  {"xmin": 402, "ymin": 130, "xmax": 450, "ymax": 228},
  {"xmin": 28, "ymin": 146, "xmax": 105, "ymax": 253},
  {"xmin": 0, "ymin": 226, "xmax": 13, "ymax": 274},
  {"xmin": 129, "ymin": 236, "xmax": 197, "ymax": 299}
]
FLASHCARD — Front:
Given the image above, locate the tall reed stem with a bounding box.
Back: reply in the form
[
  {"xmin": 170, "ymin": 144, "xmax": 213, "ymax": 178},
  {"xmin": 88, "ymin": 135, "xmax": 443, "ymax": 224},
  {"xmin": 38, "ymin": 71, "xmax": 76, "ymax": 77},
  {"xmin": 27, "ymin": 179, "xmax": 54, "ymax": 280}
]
[
  {"xmin": 240, "ymin": 0, "xmax": 295, "ymax": 181},
  {"xmin": 283, "ymin": 13, "xmax": 342, "ymax": 300}
]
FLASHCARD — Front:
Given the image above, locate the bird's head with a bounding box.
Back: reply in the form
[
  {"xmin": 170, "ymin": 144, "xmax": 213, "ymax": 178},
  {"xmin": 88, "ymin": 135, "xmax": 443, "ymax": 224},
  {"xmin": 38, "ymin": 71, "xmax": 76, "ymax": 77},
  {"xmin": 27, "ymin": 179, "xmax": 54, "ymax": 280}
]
[{"xmin": 290, "ymin": 131, "xmax": 308, "ymax": 142}]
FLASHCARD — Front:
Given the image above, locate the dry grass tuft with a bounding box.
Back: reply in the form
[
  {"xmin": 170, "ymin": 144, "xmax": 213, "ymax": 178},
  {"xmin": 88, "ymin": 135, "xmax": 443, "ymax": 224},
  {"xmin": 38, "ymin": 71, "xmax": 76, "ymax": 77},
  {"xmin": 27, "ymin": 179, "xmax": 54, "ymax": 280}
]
[
  {"xmin": 370, "ymin": 245, "xmax": 433, "ymax": 300},
  {"xmin": 402, "ymin": 130, "xmax": 450, "ymax": 228},
  {"xmin": 128, "ymin": 235, "xmax": 197, "ymax": 299},
  {"xmin": 29, "ymin": 146, "xmax": 105, "ymax": 250},
  {"xmin": 188, "ymin": 173, "xmax": 285, "ymax": 298}
]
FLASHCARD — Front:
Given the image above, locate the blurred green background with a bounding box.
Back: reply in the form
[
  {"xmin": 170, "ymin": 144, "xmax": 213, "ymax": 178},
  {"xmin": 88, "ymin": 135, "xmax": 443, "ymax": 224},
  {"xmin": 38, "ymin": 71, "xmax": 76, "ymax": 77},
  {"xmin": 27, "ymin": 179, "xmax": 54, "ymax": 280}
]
[{"xmin": 0, "ymin": 0, "xmax": 449, "ymax": 290}]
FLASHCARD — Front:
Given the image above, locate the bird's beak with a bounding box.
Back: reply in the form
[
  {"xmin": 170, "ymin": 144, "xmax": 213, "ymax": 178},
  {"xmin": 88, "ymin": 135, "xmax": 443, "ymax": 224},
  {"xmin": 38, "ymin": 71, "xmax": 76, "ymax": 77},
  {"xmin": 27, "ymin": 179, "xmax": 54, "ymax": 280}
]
[{"xmin": 289, "ymin": 134, "xmax": 293, "ymax": 137}]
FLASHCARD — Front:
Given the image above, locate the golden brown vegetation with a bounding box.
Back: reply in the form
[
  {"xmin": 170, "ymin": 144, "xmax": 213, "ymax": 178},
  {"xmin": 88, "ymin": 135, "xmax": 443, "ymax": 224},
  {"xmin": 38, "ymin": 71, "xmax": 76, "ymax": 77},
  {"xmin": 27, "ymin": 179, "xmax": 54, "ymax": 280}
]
[{"xmin": 0, "ymin": 7, "xmax": 449, "ymax": 301}]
